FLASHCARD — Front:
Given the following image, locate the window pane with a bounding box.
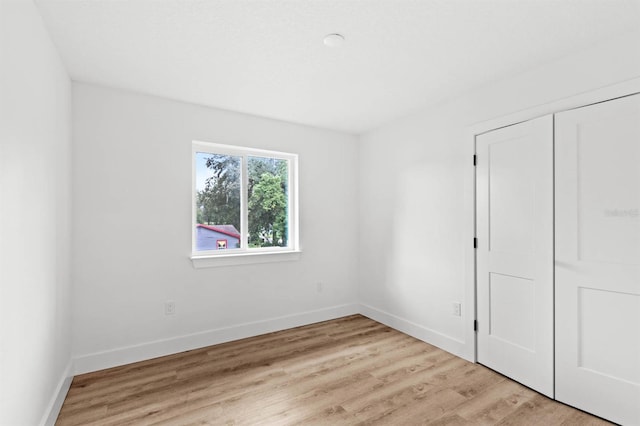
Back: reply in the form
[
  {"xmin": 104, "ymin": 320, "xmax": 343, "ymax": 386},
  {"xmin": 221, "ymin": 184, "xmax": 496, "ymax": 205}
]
[
  {"xmin": 195, "ymin": 152, "xmax": 242, "ymax": 251},
  {"xmin": 247, "ymin": 156, "xmax": 288, "ymax": 248}
]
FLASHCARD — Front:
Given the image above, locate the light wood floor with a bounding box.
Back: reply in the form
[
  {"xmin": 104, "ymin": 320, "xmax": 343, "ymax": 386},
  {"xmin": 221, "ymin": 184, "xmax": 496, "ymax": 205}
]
[{"xmin": 56, "ymin": 315, "xmax": 611, "ymax": 425}]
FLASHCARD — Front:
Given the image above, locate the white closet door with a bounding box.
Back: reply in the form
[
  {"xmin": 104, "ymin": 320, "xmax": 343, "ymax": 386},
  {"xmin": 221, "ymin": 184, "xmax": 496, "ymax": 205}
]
[
  {"xmin": 476, "ymin": 115, "xmax": 554, "ymax": 397},
  {"xmin": 555, "ymin": 94, "xmax": 640, "ymax": 425}
]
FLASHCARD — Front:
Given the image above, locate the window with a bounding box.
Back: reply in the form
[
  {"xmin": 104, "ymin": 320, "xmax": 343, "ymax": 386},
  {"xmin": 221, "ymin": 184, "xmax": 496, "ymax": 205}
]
[{"xmin": 192, "ymin": 141, "xmax": 298, "ymax": 261}]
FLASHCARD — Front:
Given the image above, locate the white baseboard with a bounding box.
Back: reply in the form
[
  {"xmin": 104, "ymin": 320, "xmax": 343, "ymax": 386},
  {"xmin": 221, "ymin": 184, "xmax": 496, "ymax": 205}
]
[
  {"xmin": 73, "ymin": 303, "xmax": 360, "ymax": 375},
  {"xmin": 358, "ymin": 303, "xmax": 471, "ymax": 362},
  {"xmin": 73, "ymin": 303, "xmax": 474, "ymax": 376},
  {"xmin": 41, "ymin": 360, "xmax": 73, "ymax": 426}
]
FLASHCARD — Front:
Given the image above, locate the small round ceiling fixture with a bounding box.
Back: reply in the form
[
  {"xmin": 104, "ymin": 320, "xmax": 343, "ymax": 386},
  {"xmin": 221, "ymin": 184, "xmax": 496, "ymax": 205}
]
[{"xmin": 323, "ymin": 33, "xmax": 345, "ymax": 48}]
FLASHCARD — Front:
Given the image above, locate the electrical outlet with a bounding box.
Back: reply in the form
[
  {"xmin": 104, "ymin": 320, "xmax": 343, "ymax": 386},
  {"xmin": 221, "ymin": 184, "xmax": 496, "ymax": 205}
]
[
  {"xmin": 165, "ymin": 300, "xmax": 176, "ymax": 315},
  {"xmin": 452, "ymin": 302, "xmax": 461, "ymax": 317}
]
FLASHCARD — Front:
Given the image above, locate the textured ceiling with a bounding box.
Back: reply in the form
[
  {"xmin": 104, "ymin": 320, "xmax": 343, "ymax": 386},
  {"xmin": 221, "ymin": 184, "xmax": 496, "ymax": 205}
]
[{"xmin": 36, "ymin": 0, "xmax": 640, "ymax": 134}]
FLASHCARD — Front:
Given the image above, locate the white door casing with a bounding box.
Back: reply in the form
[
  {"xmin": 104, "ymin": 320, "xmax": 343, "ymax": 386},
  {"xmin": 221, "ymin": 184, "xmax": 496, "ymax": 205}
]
[
  {"xmin": 555, "ymin": 94, "xmax": 640, "ymax": 426},
  {"xmin": 476, "ymin": 115, "xmax": 554, "ymax": 397}
]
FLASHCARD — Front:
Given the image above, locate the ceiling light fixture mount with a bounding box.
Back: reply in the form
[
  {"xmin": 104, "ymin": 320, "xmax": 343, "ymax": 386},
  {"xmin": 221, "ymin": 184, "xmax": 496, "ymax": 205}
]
[{"xmin": 323, "ymin": 33, "xmax": 345, "ymax": 48}]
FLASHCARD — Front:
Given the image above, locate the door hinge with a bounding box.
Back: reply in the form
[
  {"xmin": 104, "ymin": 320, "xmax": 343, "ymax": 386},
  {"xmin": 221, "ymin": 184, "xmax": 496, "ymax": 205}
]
[
  {"xmin": 473, "ymin": 154, "xmax": 477, "ymax": 166},
  {"xmin": 474, "ymin": 320, "xmax": 478, "ymax": 332},
  {"xmin": 473, "ymin": 237, "xmax": 478, "ymax": 249}
]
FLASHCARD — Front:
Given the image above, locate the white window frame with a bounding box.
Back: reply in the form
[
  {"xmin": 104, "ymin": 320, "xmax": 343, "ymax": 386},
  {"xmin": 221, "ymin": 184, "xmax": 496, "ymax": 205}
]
[{"xmin": 191, "ymin": 141, "xmax": 300, "ymax": 268}]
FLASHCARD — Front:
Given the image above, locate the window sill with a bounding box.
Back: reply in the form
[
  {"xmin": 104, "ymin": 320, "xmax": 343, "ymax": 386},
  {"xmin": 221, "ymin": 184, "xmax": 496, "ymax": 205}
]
[{"xmin": 191, "ymin": 250, "xmax": 301, "ymax": 268}]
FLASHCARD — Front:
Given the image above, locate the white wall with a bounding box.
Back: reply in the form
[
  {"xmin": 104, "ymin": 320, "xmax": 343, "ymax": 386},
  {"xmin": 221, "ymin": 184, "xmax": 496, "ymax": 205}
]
[
  {"xmin": 72, "ymin": 83, "xmax": 359, "ymax": 372},
  {"xmin": 358, "ymin": 29, "xmax": 640, "ymax": 360},
  {"xmin": 0, "ymin": 1, "xmax": 72, "ymax": 425}
]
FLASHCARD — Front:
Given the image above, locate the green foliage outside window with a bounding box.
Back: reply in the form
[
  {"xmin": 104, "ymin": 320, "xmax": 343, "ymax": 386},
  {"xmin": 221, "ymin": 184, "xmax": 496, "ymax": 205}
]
[{"xmin": 197, "ymin": 154, "xmax": 241, "ymax": 230}]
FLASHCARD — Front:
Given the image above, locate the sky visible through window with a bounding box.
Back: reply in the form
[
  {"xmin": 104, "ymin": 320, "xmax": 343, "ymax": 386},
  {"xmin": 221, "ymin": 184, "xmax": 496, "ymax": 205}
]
[{"xmin": 195, "ymin": 152, "xmax": 214, "ymax": 192}]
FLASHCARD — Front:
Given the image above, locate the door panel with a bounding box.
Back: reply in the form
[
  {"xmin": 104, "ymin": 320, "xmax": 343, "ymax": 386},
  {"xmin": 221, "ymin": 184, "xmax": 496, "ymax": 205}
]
[
  {"xmin": 488, "ymin": 136, "xmax": 536, "ymax": 255},
  {"xmin": 555, "ymin": 94, "xmax": 640, "ymax": 425},
  {"xmin": 476, "ymin": 115, "xmax": 554, "ymax": 397},
  {"xmin": 579, "ymin": 288, "xmax": 640, "ymax": 383},
  {"xmin": 489, "ymin": 273, "xmax": 535, "ymax": 351}
]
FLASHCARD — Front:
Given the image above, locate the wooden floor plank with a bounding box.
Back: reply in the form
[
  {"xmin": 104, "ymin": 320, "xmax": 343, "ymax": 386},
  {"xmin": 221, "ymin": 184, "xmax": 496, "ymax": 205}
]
[
  {"xmin": 56, "ymin": 315, "xmax": 612, "ymax": 425},
  {"xmin": 455, "ymin": 377, "xmax": 535, "ymax": 424}
]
